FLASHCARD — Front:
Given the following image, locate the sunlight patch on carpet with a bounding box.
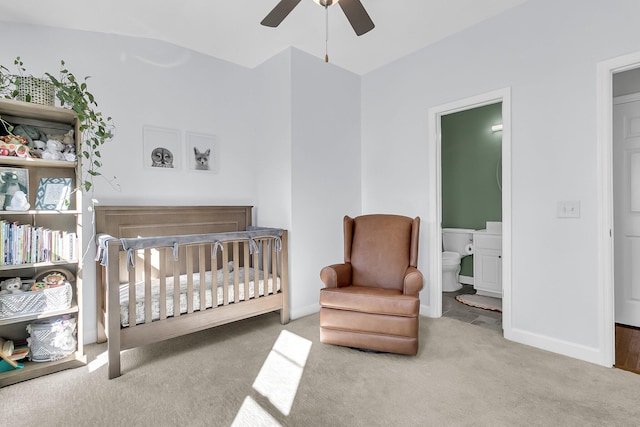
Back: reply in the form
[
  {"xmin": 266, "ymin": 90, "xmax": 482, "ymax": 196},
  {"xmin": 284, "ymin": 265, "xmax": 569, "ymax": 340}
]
[
  {"xmin": 232, "ymin": 396, "xmax": 281, "ymax": 427},
  {"xmin": 252, "ymin": 330, "xmax": 312, "ymax": 416},
  {"xmin": 233, "ymin": 329, "xmax": 312, "ymax": 424}
]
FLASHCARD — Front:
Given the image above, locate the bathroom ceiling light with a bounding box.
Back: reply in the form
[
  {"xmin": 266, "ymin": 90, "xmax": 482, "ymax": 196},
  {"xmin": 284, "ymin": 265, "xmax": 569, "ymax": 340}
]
[{"xmin": 491, "ymin": 124, "xmax": 503, "ymax": 132}]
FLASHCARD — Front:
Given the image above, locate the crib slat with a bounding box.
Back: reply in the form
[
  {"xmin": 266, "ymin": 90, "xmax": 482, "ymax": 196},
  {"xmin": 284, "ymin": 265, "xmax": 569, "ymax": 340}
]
[
  {"xmin": 211, "ymin": 245, "xmax": 218, "ymax": 306},
  {"xmin": 159, "ymin": 247, "xmax": 167, "ymax": 320},
  {"xmin": 186, "ymin": 245, "xmax": 194, "ymax": 314},
  {"xmin": 233, "ymin": 241, "xmax": 240, "ymax": 303},
  {"xmin": 271, "ymin": 238, "xmax": 278, "ymax": 296},
  {"xmin": 243, "ymin": 241, "xmax": 250, "ymax": 302},
  {"xmin": 144, "ymin": 248, "xmax": 152, "ymax": 324},
  {"xmin": 199, "ymin": 244, "xmax": 206, "ymax": 311},
  {"xmin": 253, "ymin": 248, "xmax": 260, "ymax": 299},
  {"xmin": 128, "ymin": 254, "xmax": 136, "ymax": 328},
  {"xmin": 173, "ymin": 247, "xmax": 181, "ymax": 318},
  {"xmin": 222, "ymin": 242, "xmax": 229, "ymax": 306},
  {"xmin": 262, "ymin": 240, "xmax": 269, "ymax": 296}
]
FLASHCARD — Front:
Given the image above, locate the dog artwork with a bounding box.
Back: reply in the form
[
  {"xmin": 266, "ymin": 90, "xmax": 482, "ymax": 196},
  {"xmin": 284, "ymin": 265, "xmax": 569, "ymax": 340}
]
[{"xmin": 194, "ymin": 147, "xmax": 210, "ymax": 171}]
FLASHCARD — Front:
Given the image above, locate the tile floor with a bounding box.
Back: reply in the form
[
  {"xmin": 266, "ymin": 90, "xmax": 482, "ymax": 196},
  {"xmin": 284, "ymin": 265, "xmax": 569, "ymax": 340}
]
[{"xmin": 441, "ymin": 284, "xmax": 503, "ymax": 333}]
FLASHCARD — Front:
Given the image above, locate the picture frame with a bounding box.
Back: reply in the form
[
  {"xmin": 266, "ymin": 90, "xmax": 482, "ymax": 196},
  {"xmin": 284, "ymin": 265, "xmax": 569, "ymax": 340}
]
[
  {"xmin": 185, "ymin": 131, "xmax": 219, "ymax": 174},
  {"xmin": 35, "ymin": 177, "xmax": 72, "ymax": 210},
  {"xmin": 143, "ymin": 125, "xmax": 182, "ymax": 170},
  {"xmin": 0, "ymin": 167, "xmax": 29, "ymax": 211}
]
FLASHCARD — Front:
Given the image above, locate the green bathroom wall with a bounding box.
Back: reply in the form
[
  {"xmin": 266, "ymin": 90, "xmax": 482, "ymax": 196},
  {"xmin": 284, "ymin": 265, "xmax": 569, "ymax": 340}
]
[{"xmin": 441, "ymin": 102, "xmax": 502, "ymax": 276}]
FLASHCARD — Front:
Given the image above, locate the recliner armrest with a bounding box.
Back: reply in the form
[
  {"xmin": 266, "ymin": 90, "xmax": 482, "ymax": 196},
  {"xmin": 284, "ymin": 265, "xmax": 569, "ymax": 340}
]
[
  {"xmin": 403, "ymin": 266, "xmax": 424, "ymax": 296},
  {"xmin": 320, "ymin": 263, "xmax": 352, "ymax": 288}
]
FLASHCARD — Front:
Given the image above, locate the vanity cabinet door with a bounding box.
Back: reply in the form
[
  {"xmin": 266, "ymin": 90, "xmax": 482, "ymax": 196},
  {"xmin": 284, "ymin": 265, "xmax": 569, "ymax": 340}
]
[{"xmin": 474, "ymin": 249, "xmax": 502, "ymax": 297}]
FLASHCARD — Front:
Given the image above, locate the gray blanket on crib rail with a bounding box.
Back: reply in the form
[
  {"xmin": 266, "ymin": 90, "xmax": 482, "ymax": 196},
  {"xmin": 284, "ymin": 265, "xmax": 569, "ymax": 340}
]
[{"xmin": 96, "ymin": 226, "xmax": 283, "ymax": 269}]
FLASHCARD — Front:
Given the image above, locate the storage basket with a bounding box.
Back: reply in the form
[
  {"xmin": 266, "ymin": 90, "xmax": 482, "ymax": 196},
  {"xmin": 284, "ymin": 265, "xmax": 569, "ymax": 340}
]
[
  {"xmin": 0, "ymin": 282, "xmax": 72, "ymax": 319},
  {"xmin": 14, "ymin": 76, "xmax": 55, "ymax": 106},
  {"xmin": 27, "ymin": 316, "xmax": 76, "ymax": 362}
]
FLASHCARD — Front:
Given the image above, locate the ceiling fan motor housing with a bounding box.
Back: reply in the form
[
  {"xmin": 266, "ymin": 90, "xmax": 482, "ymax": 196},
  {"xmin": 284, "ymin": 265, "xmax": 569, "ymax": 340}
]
[{"xmin": 315, "ymin": 0, "xmax": 339, "ymax": 6}]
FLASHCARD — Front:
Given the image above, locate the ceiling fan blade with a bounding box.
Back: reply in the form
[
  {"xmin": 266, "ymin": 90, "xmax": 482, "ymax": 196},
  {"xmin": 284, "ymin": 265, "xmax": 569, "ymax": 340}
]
[
  {"xmin": 261, "ymin": 0, "xmax": 303, "ymax": 27},
  {"xmin": 338, "ymin": 0, "xmax": 375, "ymax": 36}
]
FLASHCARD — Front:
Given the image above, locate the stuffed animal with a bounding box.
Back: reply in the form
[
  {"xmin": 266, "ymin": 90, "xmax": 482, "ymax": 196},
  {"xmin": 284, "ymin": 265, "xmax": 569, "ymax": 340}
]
[
  {"xmin": 46, "ymin": 129, "xmax": 74, "ymax": 146},
  {"xmin": 42, "ymin": 139, "xmax": 65, "ymax": 161},
  {"xmin": 0, "ymin": 277, "xmax": 23, "ymax": 295},
  {"xmin": 13, "ymin": 124, "xmax": 47, "ymax": 147},
  {"xmin": 62, "ymin": 143, "xmax": 76, "ymax": 161},
  {"xmin": 5, "ymin": 190, "xmax": 30, "ymax": 211},
  {"xmin": 30, "ymin": 139, "xmax": 47, "ymax": 158}
]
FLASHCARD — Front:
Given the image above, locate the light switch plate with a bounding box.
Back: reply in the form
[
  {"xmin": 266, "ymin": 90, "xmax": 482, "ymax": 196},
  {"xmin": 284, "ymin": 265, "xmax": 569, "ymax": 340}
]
[{"xmin": 557, "ymin": 201, "xmax": 580, "ymax": 218}]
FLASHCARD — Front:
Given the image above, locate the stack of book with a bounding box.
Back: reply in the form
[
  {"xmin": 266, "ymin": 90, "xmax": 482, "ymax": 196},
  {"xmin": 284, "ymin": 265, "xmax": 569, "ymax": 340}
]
[{"xmin": 0, "ymin": 220, "xmax": 77, "ymax": 265}]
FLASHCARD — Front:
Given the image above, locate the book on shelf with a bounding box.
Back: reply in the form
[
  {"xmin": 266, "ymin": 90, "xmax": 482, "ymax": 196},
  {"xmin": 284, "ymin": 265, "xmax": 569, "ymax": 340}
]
[{"xmin": 0, "ymin": 219, "xmax": 77, "ymax": 266}]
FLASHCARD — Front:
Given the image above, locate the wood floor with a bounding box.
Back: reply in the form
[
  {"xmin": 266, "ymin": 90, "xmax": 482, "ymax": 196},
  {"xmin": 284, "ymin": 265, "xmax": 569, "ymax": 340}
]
[{"xmin": 615, "ymin": 323, "xmax": 640, "ymax": 374}]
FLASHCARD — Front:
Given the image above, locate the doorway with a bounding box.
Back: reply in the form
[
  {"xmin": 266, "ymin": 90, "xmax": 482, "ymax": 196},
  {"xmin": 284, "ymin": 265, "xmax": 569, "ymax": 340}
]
[
  {"xmin": 427, "ymin": 88, "xmax": 512, "ymax": 336},
  {"xmin": 597, "ymin": 51, "xmax": 640, "ymax": 368},
  {"xmin": 440, "ymin": 103, "xmax": 503, "ymax": 331}
]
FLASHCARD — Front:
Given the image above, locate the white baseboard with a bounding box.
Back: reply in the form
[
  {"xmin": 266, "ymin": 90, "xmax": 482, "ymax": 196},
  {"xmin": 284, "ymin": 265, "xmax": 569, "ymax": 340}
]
[
  {"xmin": 291, "ymin": 303, "xmax": 320, "ymax": 320},
  {"xmin": 504, "ymin": 327, "xmax": 607, "ymax": 367},
  {"xmin": 459, "ymin": 275, "xmax": 474, "ymax": 285}
]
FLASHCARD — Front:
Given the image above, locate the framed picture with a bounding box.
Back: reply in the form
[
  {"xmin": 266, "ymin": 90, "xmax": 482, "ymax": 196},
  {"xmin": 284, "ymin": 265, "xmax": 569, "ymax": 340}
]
[
  {"xmin": 35, "ymin": 177, "xmax": 73, "ymax": 210},
  {"xmin": 143, "ymin": 125, "xmax": 182, "ymax": 170},
  {"xmin": 0, "ymin": 167, "xmax": 29, "ymax": 211},
  {"xmin": 186, "ymin": 131, "xmax": 219, "ymax": 173}
]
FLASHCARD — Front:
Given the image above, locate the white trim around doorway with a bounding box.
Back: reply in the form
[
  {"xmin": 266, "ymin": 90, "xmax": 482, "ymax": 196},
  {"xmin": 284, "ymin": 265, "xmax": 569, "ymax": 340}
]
[
  {"xmin": 426, "ymin": 87, "xmax": 512, "ymax": 337},
  {"xmin": 596, "ymin": 50, "xmax": 640, "ymax": 368}
]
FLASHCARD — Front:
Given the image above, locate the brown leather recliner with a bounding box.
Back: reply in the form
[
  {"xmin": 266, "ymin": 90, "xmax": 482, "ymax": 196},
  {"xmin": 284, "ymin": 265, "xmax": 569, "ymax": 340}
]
[{"xmin": 319, "ymin": 214, "xmax": 424, "ymax": 356}]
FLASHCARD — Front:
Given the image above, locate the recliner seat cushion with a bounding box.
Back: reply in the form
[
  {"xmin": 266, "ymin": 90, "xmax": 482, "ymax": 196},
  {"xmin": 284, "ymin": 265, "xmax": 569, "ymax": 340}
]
[{"xmin": 320, "ymin": 285, "xmax": 419, "ymax": 317}]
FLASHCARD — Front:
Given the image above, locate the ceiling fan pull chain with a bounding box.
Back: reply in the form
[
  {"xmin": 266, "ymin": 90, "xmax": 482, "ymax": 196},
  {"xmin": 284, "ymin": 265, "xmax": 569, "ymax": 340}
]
[{"xmin": 325, "ymin": 5, "xmax": 329, "ymax": 62}]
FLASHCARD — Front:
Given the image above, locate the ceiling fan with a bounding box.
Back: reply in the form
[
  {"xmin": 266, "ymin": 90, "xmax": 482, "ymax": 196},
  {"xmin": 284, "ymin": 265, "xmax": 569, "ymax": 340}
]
[{"xmin": 261, "ymin": 0, "xmax": 375, "ymax": 37}]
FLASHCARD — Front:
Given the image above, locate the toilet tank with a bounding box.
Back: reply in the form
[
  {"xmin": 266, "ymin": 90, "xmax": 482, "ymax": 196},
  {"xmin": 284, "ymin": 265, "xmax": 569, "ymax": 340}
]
[{"xmin": 442, "ymin": 228, "xmax": 475, "ymax": 255}]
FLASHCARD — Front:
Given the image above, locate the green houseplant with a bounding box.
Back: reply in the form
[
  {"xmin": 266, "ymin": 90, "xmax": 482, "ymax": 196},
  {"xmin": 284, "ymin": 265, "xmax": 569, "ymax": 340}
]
[{"xmin": 0, "ymin": 57, "xmax": 114, "ymax": 191}]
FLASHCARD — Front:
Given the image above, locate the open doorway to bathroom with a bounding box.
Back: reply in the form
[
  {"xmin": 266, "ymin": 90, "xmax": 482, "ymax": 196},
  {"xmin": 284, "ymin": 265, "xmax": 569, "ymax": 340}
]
[
  {"xmin": 440, "ymin": 103, "xmax": 503, "ymax": 332},
  {"xmin": 427, "ymin": 87, "xmax": 511, "ymax": 337}
]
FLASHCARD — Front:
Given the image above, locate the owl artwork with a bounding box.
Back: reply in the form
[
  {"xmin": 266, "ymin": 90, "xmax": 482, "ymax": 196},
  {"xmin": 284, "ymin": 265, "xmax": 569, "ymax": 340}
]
[{"xmin": 151, "ymin": 147, "xmax": 174, "ymax": 168}]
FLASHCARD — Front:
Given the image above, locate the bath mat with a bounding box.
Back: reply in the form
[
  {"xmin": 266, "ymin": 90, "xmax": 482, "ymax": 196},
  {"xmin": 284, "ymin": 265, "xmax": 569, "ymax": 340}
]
[{"xmin": 455, "ymin": 294, "xmax": 502, "ymax": 312}]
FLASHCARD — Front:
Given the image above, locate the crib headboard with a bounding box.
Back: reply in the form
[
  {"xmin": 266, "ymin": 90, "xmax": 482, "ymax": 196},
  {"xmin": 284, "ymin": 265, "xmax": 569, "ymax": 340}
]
[{"xmin": 94, "ymin": 205, "xmax": 253, "ymax": 238}]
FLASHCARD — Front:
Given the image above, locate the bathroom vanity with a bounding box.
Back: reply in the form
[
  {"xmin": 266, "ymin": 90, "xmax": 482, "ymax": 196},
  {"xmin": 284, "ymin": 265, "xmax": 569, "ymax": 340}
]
[{"xmin": 472, "ymin": 226, "xmax": 502, "ymax": 299}]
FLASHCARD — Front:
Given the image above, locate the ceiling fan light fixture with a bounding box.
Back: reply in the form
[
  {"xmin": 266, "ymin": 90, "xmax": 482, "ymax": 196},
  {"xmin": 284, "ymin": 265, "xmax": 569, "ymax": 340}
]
[{"xmin": 313, "ymin": 0, "xmax": 339, "ymax": 6}]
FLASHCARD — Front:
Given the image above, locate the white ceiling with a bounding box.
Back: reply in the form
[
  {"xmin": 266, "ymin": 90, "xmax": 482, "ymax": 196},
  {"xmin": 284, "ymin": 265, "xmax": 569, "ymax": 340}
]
[{"xmin": 1, "ymin": 0, "xmax": 528, "ymax": 75}]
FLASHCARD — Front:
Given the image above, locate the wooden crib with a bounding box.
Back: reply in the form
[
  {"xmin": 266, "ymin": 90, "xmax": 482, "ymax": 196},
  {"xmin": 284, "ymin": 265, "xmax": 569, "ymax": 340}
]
[{"xmin": 94, "ymin": 206, "xmax": 289, "ymax": 379}]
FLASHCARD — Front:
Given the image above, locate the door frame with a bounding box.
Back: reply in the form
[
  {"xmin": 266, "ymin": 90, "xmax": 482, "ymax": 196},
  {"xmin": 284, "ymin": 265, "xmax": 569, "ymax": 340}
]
[
  {"xmin": 427, "ymin": 87, "xmax": 512, "ymax": 335},
  {"xmin": 596, "ymin": 51, "xmax": 640, "ymax": 367}
]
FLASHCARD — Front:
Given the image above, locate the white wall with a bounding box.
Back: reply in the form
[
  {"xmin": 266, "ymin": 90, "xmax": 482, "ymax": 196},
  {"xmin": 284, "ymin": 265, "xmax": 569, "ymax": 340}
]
[
  {"xmin": 361, "ymin": 0, "xmax": 640, "ymax": 364},
  {"xmin": 289, "ymin": 49, "xmax": 362, "ymax": 317},
  {"xmin": 0, "ymin": 24, "xmax": 361, "ymax": 343},
  {"xmin": 1, "ymin": 25, "xmax": 261, "ymax": 343}
]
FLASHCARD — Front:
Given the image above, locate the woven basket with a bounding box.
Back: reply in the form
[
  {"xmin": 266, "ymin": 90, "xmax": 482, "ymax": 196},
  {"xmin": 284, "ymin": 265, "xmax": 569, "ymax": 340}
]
[
  {"xmin": 27, "ymin": 316, "xmax": 76, "ymax": 362},
  {"xmin": 14, "ymin": 76, "xmax": 55, "ymax": 106},
  {"xmin": 0, "ymin": 283, "xmax": 72, "ymax": 319}
]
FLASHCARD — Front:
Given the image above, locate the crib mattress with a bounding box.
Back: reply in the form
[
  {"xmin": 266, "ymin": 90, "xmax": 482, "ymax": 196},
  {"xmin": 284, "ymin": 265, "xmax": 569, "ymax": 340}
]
[{"xmin": 119, "ymin": 267, "xmax": 279, "ymax": 327}]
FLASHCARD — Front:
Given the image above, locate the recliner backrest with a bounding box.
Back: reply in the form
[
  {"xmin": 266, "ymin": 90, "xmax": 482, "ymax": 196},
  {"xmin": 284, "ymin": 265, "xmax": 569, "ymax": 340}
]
[{"xmin": 345, "ymin": 214, "xmax": 419, "ymax": 290}]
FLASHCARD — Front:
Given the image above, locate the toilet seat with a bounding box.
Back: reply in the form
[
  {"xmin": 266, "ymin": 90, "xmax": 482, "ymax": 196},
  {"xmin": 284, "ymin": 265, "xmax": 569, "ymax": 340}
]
[{"xmin": 442, "ymin": 251, "xmax": 461, "ymax": 266}]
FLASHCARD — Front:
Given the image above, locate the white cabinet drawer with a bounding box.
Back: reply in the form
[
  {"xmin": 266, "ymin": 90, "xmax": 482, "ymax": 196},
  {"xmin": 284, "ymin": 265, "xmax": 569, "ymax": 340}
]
[{"xmin": 473, "ymin": 233, "xmax": 502, "ymax": 250}]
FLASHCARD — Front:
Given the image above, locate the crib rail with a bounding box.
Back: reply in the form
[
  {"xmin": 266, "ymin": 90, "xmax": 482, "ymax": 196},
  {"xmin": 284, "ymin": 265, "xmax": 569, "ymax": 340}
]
[{"xmin": 96, "ymin": 229, "xmax": 289, "ymax": 378}]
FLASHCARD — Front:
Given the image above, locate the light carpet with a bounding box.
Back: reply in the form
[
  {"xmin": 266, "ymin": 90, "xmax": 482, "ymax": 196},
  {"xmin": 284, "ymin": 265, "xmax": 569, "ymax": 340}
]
[
  {"xmin": 456, "ymin": 293, "xmax": 502, "ymax": 312},
  {"xmin": 1, "ymin": 312, "xmax": 639, "ymax": 426}
]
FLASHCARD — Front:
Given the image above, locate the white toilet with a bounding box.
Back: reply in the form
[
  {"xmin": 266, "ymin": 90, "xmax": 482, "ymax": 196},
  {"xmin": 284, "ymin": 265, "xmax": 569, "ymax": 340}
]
[{"xmin": 442, "ymin": 228, "xmax": 475, "ymax": 292}]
